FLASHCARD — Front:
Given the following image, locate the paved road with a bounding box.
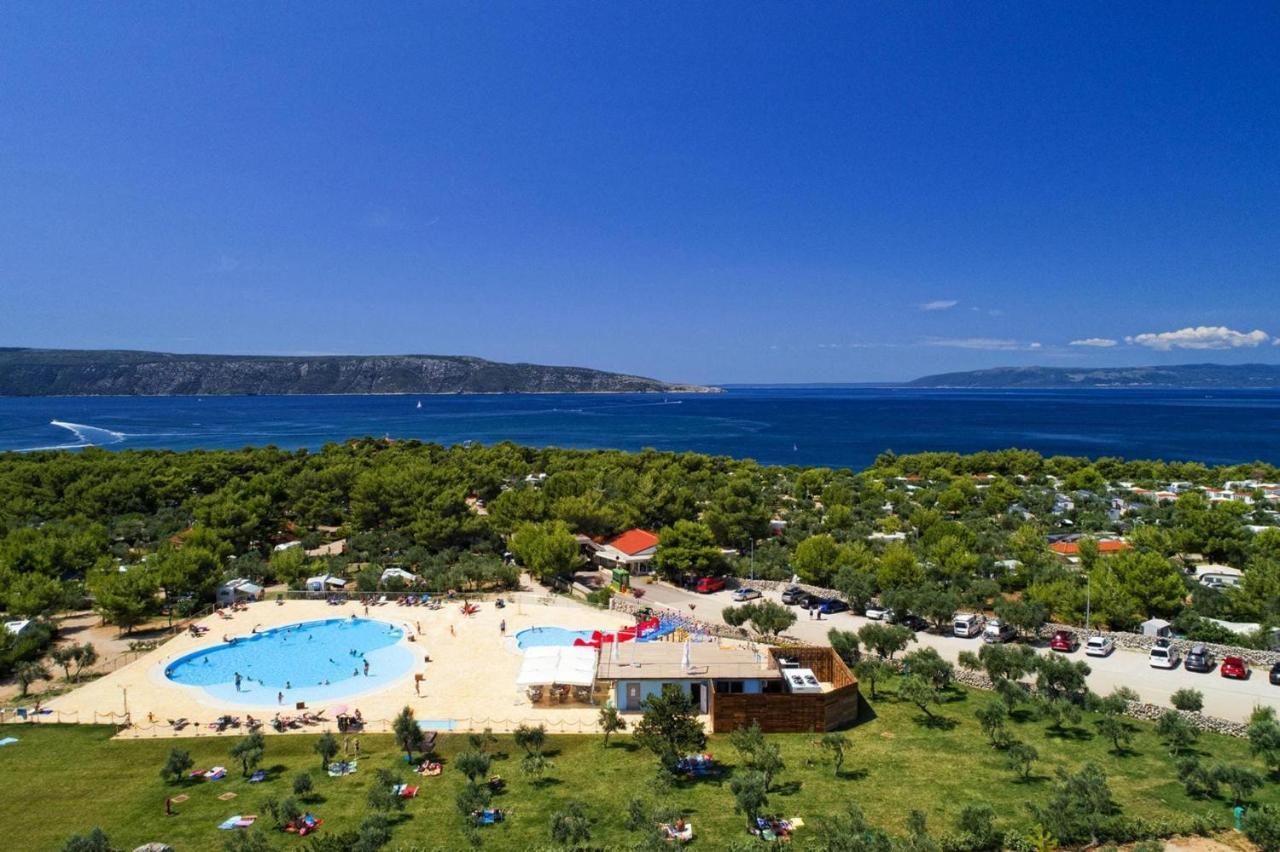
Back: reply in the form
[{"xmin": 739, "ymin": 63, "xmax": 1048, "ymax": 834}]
[{"xmin": 634, "ymin": 580, "xmax": 1279, "ymax": 723}]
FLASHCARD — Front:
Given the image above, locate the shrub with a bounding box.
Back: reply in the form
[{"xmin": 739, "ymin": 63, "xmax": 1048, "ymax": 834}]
[
  {"xmin": 1170, "ymin": 688, "xmax": 1203, "ymax": 712},
  {"xmin": 292, "ymin": 772, "xmax": 313, "ymax": 798},
  {"xmin": 1244, "ymin": 804, "xmax": 1280, "ymax": 852},
  {"xmin": 60, "ymin": 828, "xmax": 115, "ymax": 852}
]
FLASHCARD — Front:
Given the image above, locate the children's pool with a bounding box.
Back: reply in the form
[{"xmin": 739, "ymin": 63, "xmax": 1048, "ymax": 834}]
[
  {"xmin": 514, "ymin": 626, "xmax": 595, "ymax": 649},
  {"xmin": 166, "ymin": 618, "xmax": 414, "ymax": 706}
]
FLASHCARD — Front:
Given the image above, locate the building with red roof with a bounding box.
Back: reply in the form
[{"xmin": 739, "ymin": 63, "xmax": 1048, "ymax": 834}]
[
  {"xmin": 1049, "ymin": 539, "xmax": 1132, "ymax": 558},
  {"xmin": 594, "ymin": 528, "xmax": 660, "ymax": 573}
]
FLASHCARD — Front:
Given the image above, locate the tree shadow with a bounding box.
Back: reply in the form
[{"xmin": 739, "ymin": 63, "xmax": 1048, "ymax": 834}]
[
  {"xmin": 1012, "ymin": 773, "xmax": 1049, "ymax": 785},
  {"xmin": 530, "ymin": 777, "xmax": 563, "ymax": 789},
  {"xmin": 835, "ymin": 767, "xmax": 869, "ymax": 781},
  {"xmin": 771, "ymin": 780, "xmax": 803, "ymax": 796},
  {"xmin": 611, "ymin": 740, "xmax": 641, "ymax": 753},
  {"xmin": 1044, "ymin": 724, "xmax": 1092, "ymax": 741},
  {"xmin": 913, "ymin": 713, "xmax": 957, "ymax": 731},
  {"xmin": 1009, "ymin": 707, "xmax": 1036, "ymax": 724}
]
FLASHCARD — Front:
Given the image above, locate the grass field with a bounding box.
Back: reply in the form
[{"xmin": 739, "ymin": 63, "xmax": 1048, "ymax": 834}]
[{"xmin": 1, "ymin": 677, "xmax": 1274, "ymax": 851}]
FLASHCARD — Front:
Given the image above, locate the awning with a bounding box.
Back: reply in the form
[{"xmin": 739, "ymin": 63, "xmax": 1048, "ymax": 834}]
[{"xmin": 516, "ymin": 646, "xmax": 598, "ymax": 687}]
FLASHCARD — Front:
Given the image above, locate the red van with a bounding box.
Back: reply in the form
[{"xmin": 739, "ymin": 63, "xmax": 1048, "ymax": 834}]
[{"xmin": 695, "ymin": 576, "xmax": 726, "ymax": 594}]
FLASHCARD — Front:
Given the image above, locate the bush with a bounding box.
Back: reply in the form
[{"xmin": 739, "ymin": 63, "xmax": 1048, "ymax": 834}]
[
  {"xmin": 1170, "ymin": 688, "xmax": 1203, "ymax": 712},
  {"xmin": 292, "ymin": 772, "xmax": 313, "ymax": 798},
  {"xmin": 1244, "ymin": 804, "xmax": 1280, "ymax": 852},
  {"xmin": 60, "ymin": 828, "xmax": 115, "ymax": 852}
]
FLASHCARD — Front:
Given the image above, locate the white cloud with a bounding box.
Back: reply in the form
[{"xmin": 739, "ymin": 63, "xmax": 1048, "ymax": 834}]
[
  {"xmin": 1069, "ymin": 338, "xmax": 1119, "ymax": 348},
  {"xmin": 1124, "ymin": 326, "xmax": 1271, "ymax": 351},
  {"xmin": 922, "ymin": 337, "xmax": 1041, "ymax": 351},
  {"xmin": 919, "ymin": 299, "xmax": 958, "ymax": 311}
]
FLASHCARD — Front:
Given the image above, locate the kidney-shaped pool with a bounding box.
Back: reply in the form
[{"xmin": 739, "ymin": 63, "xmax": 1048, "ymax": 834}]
[{"xmin": 166, "ymin": 617, "xmax": 414, "ymax": 706}]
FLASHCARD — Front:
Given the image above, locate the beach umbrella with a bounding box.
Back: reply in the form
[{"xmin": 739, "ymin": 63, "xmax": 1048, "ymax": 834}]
[
  {"xmin": 681, "ymin": 639, "xmax": 691, "ymax": 673},
  {"xmin": 610, "ymin": 633, "xmax": 619, "ymax": 663}
]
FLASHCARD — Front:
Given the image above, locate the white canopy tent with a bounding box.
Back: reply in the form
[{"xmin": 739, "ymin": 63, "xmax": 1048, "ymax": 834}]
[
  {"xmin": 516, "ymin": 646, "xmax": 599, "ymax": 687},
  {"xmin": 380, "ymin": 567, "xmax": 419, "ymax": 585},
  {"xmin": 306, "ymin": 574, "xmax": 347, "ymax": 592}
]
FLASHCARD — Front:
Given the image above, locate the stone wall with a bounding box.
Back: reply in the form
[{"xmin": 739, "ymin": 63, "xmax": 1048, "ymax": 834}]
[{"xmin": 608, "ymin": 596, "xmax": 813, "ymax": 646}]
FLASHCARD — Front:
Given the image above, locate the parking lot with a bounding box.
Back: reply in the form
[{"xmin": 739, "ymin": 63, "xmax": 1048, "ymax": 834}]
[{"xmin": 634, "ymin": 578, "xmax": 1280, "ymax": 723}]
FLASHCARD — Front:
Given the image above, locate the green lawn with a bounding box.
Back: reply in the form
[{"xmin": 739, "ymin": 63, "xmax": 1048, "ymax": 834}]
[{"xmin": 1, "ymin": 678, "xmax": 1273, "ymax": 851}]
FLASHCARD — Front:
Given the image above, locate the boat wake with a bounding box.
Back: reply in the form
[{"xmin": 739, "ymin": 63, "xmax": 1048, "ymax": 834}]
[{"xmin": 19, "ymin": 420, "xmax": 129, "ymax": 452}]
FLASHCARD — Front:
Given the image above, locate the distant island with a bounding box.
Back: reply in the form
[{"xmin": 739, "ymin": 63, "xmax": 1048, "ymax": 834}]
[
  {"xmin": 0, "ymin": 348, "xmax": 719, "ymax": 396},
  {"xmin": 909, "ymin": 363, "xmax": 1280, "ymax": 389}
]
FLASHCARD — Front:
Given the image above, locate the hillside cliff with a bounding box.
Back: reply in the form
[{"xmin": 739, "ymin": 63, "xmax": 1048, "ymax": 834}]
[
  {"xmin": 0, "ymin": 348, "xmax": 718, "ymax": 396},
  {"xmin": 908, "ymin": 363, "xmax": 1280, "ymax": 389}
]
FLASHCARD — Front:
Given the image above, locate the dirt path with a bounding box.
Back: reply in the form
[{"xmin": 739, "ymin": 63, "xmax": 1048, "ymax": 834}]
[{"xmin": 0, "ymin": 611, "xmax": 184, "ymax": 705}]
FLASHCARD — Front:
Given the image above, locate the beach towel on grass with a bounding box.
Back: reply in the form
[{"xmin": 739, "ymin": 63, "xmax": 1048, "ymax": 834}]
[
  {"xmin": 217, "ymin": 816, "xmax": 242, "ymax": 830},
  {"xmin": 0, "ymin": 737, "xmax": 17, "ymax": 746},
  {"xmin": 248, "ymin": 770, "xmax": 266, "ymax": 783}
]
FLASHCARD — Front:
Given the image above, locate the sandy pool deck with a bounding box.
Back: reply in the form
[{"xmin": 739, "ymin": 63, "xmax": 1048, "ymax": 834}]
[{"xmin": 39, "ymin": 593, "xmax": 635, "ymax": 739}]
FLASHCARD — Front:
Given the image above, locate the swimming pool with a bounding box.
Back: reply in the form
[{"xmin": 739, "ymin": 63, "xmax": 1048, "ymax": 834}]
[
  {"xmin": 514, "ymin": 627, "xmax": 595, "ymax": 649},
  {"xmin": 166, "ymin": 618, "xmax": 414, "ymax": 706}
]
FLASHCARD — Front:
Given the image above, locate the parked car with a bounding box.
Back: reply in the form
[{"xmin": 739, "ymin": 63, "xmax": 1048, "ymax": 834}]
[
  {"xmin": 1184, "ymin": 644, "xmax": 1215, "ymax": 673},
  {"xmin": 983, "ymin": 619, "xmax": 1017, "ymax": 644},
  {"xmin": 1271, "ymin": 661, "xmax": 1280, "ymax": 686},
  {"xmin": 731, "ymin": 587, "xmax": 762, "ymax": 602},
  {"xmin": 1220, "ymin": 656, "xmax": 1249, "ymax": 680},
  {"xmin": 813, "ymin": 598, "xmax": 849, "ymax": 615},
  {"xmin": 1148, "ymin": 638, "xmax": 1180, "ymax": 669},
  {"xmin": 1049, "ymin": 630, "xmax": 1079, "ymax": 653},
  {"xmin": 780, "ymin": 586, "xmax": 808, "ymax": 605},
  {"xmin": 864, "ymin": 603, "xmax": 889, "ymax": 620},
  {"xmin": 1085, "ymin": 636, "xmax": 1115, "ymax": 657},
  {"xmin": 695, "ymin": 576, "xmax": 726, "ymax": 594},
  {"xmin": 889, "ymin": 610, "xmax": 927, "ymax": 631},
  {"xmin": 953, "ymin": 613, "xmax": 984, "ymax": 638}
]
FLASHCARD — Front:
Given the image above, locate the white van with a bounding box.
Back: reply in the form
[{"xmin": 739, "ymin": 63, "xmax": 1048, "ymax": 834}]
[
  {"xmin": 1149, "ymin": 639, "xmax": 1180, "ymax": 669},
  {"xmin": 953, "ymin": 613, "xmax": 984, "ymax": 638},
  {"xmin": 983, "ymin": 618, "xmax": 1017, "ymax": 644}
]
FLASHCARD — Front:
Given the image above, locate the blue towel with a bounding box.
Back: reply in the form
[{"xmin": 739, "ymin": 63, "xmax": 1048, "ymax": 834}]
[
  {"xmin": 218, "ymin": 816, "xmax": 242, "ymax": 830},
  {"xmin": 0, "ymin": 737, "xmax": 17, "ymax": 747},
  {"xmin": 248, "ymin": 770, "xmax": 266, "ymax": 782}
]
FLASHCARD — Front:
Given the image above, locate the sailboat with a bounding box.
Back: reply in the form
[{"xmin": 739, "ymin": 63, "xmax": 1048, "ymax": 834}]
[{"xmin": 416, "ymin": 400, "xmax": 422, "ymax": 409}]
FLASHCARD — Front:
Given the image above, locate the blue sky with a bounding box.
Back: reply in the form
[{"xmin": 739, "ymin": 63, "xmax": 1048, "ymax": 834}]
[{"xmin": 2, "ymin": 2, "xmax": 1277, "ymax": 383}]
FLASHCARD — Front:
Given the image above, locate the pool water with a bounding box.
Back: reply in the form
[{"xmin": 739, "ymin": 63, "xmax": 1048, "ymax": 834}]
[
  {"xmin": 166, "ymin": 618, "xmax": 414, "ymax": 706},
  {"xmin": 514, "ymin": 627, "xmax": 595, "ymax": 649}
]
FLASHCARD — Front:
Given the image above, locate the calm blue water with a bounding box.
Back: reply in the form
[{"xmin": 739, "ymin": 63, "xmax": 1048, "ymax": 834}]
[
  {"xmin": 514, "ymin": 627, "xmax": 596, "ymax": 649},
  {"xmin": 167, "ymin": 617, "xmax": 413, "ymax": 707},
  {"xmin": 1, "ymin": 388, "xmax": 1278, "ymax": 468}
]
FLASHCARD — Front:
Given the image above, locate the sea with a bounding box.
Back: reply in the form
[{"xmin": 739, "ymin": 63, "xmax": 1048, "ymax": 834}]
[{"xmin": 0, "ymin": 388, "xmax": 1278, "ymax": 469}]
